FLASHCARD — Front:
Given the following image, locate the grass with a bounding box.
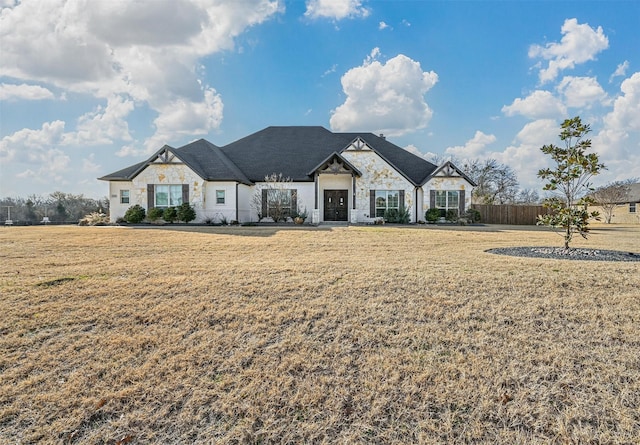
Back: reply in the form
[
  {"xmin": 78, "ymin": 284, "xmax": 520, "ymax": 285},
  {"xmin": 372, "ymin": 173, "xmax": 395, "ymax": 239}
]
[{"xmin": 1, "ymin": 224, "xmax": 639, "ymax": 444}]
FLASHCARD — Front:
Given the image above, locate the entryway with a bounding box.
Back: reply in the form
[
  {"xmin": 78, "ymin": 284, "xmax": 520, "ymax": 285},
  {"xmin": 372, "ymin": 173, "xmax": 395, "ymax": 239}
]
[{"xmin": 323, "ymin": 190, "xmax": 348, "ymax": 221}]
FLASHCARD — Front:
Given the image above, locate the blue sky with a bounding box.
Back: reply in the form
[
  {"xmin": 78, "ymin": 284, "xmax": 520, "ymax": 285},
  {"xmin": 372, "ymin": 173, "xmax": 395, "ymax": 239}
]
[{"xmin": 1, "ymin": 0, "xmax": 639, "ymax": 199}]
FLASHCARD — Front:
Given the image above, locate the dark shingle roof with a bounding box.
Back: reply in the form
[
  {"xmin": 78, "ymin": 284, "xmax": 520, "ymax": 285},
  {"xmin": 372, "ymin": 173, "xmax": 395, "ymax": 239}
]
[
  {"xmin": 100, "ymin": 126, "xmax": 438, "ymax": 186},
  {"xmin": 220, "ymin": 126, "xmax": 437, "ymax": 185},
  {"xmin": 176, "ymin": 139, "xmax": 251, "ymax": 184}
]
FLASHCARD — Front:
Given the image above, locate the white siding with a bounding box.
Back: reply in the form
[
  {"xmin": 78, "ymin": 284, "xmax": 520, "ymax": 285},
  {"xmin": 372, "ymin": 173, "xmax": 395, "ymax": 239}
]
[{"xmin": 252, "ymin": 181, "xmax": 315, "ymax": 222}]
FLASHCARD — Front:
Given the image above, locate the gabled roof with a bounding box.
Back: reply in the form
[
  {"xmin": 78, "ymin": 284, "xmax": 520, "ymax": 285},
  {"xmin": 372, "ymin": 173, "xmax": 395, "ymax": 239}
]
[
  {"xmin": 422, "ymin": 160, "xmax": 477, "ymax": 187},
  {"xmin": 100, "ymin": 126, "xmax": 445, "ymax": 187},
  {"xmin": 307, "ymin": 152, "xmax": 362, "ymax": 177},
  {"xmin": 99, "ymin": 140, "xmax": 252, "ymax": 185}
]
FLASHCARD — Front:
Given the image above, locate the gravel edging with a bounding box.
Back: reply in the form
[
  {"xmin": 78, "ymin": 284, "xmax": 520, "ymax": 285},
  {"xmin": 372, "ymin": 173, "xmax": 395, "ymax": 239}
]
[{"xmin": 486, "ymin": 246, "xmax": 640, "ymax": 262}]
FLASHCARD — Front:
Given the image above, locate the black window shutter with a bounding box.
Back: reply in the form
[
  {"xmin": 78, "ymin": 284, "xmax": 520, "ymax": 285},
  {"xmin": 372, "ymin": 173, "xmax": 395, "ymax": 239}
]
[
  {"xmin": 399, "ymin": 190, "xmax": 405, "ymax": 210},
  {"xmin": 182, "ymin": 184, "xmax": 189, "ymax": 204},
  {"xmin": 291, "ymin": 189, "xmax": 297, "ymax": 215},
  {"xmin": 370, "ymin": 190, "xmax": 375, "ymax": 217},
  {"xmin": 147, "ymin": 184, "xmax": 154, "ymax": 209},
  {"xmin": 261, "ymin": 189, "xmax": 267, "ymax": 219},
  {"xmin": 430, "ymin": 190, "xmax": 436, "ymax": 209},
  {"xmin": 459, "ymin": 190, "xmax": 465, "ymax": 214}
]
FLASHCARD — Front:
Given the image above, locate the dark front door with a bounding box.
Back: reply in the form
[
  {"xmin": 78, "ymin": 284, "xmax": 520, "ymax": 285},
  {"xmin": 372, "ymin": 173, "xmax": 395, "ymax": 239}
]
[{"xmin": 324, "ymin": 190, "xmax": 348, "ymax": 221}]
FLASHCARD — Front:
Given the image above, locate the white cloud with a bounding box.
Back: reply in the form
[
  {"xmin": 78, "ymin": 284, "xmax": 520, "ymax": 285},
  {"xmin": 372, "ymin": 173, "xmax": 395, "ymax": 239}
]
[
  {"xmin": 0, "ymin": 121, "xmax": 66, "ymax": 162},
  {"xmin": 445, "ymin": 131, "xmax": 497, "ymax": 158},
  {"xmin": 330, "ymin": 51, "xmax": 438, "ymax": 136},
  {"xmin": 502, "ymin": 90, "xmax": 567, "ymax": 119},
  {"xmin": 609, "ymin": 60, "xmax": 629, "ymax": 83},
  {"xmin": 0, "ymin": 83, "xmax": 55, "ymax": 101},
  {"xmin": 529, "ymin": 18, "xmax": 609, "ymax": 83},
  {"xmin": 594, "ymin": 72, "xmax": 640, "ymax": 162},
  {"xmin": 82, "ymin": 154, "xmax": 101, "ymax": 173},
  {"xmin": 379, "ymin": 21, "xmax": 390, "ymax": 30},
  {"xmin": 556, "ymin": 76, "xmax": 607, "ymax": 108},
  {"xmin": 0, "ymin": 0, "xmax": 283, "ymax": 156},
  {"xmin": 62, "ymin": 95, "xmax": 135, "ymax": 146},
  {"xmin": 403, "ymin": 144, "xmax": 430, "ymax": 160},
  {"xmin": 304, "ymin": 0, "xmax": 369, "ymax": 20}
]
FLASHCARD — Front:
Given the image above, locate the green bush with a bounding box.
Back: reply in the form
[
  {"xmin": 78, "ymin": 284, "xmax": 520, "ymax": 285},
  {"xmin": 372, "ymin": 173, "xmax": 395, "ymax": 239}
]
[
  {"xmin": 147, "ymin": 207, "xmax": 164, "ymax": 221},
  {"xmin": 445, "ymin": 209, "xmax": 459, "ymax": 222},
  {"xmin": 176, "ymin": 202, "xmax": 196, "ymax": 223},
  {"xmin": 123, "ymin": 205, "xmax": 146, "ymax": 223},
  {"xmin": 425, "ymin": 208, "xmax": 440, "ymax": 223},
  {"xmin": 163, "ymin": 207, "xmax": 177, "ymax": 223},
  {"xmin": 465, "ymin": 208, "xmax": 481, "ymax": 223},
  {"xmin": 384, "ymin": 205, "xmax": 411, "ymax": 224}
]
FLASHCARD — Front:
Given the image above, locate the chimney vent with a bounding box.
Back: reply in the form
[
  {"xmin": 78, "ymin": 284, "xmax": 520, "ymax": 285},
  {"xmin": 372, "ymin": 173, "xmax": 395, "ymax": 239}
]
[{"xmin": 379, "ymin": 133, "xmax": 385, "ymax": 139}]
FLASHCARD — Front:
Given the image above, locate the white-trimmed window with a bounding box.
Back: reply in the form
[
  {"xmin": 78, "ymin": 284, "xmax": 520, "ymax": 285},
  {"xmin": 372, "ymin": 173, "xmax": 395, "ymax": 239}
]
[
  {"xmin": 375, "ymin": 190, "xmax": 399, "ymax": 218},
  {"xmin": 120, "ymin": 190, "xmax": 130, "ymax": 204},
  {"xmin": 435, "ymin": 190, "xmax": 460, "ymax": 217},
  {"xmin": 216, "ymin": 190, "xmax": 225, "ymax": 205},
  {"xmin": 630, "ymin": 202, "xmax": 636, "ymax": 213},
  {"xmin": 155, "ymin": 185, "xmax": 183, "ymax": 208}
]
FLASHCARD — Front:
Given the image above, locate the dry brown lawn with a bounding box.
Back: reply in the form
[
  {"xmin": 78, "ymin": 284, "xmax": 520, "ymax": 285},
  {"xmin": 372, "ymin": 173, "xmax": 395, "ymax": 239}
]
[{"xmin": 1, "ymin": 224, "xmax": 639, "ymax": 444}]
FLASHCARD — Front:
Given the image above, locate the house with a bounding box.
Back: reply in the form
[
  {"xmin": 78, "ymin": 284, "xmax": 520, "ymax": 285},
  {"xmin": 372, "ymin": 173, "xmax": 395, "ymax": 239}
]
[
  {"xmin": 590, "ymin": 182, "xmax": 640, "ymax": 224},
  {"xmin": 99, "ymin": 126, "xmax": 476, "ymax": 224}
]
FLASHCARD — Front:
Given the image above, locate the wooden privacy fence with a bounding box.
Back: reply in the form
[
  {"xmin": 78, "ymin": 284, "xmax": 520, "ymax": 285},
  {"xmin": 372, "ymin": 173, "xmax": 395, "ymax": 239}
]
[{"xmin": 471, "ymin": 204, "xmax": 552, "ymax": 225}]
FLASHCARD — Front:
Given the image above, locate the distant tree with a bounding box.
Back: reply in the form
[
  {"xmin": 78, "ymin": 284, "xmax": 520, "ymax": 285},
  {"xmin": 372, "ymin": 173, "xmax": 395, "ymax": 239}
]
[
  {"xmin": 591, "ymin": 179, "xmax": 637, "ymax": 223},
  {"xmin": 516, "ymin": 189, "xmax": 540, "ymax": 205},
  {"xmin": 176, "ymin": 202, "xmax": 196, "ymax": 223},
  {"xmin": 461, "ymin": 158, "xmax": 520, "ymax": 204},
  {"xmin": 537, "ymin": 117, "xmax": 605, "ymax": 249}
]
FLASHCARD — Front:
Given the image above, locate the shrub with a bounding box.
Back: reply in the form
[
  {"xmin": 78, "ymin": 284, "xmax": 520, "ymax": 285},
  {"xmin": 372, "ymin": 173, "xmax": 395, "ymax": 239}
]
[
  {"xmin": 147, "ymin": 207, "xmax": 164, "ymax": 221},
  {"xmin": 465, "ymin": 208, "xmax": 481, "ymax": 223},
  {"xmin": 383, "ymin": 205, "xmax": 411, "ymax": 224},
  {"xmin": 163, "ymin": 207, "xmax": 177, "ymax": 223},
  {"xmin": 425, "ymin": 208, "xmax": 440, "ymax": 223},
  {"xmin": 445, "ymin": 210, "xmax": 459, "ymax": 222},
  {"xmin": 78, "ymin": 212, "xmax": 109, "ymax": 226},
  {"xmin": 123, "ymin": 205, "xmax": 146, "ymax": 223},
  {"xmin": 176, "ymin": 202, "xmax": 196, "ymax": 223}
]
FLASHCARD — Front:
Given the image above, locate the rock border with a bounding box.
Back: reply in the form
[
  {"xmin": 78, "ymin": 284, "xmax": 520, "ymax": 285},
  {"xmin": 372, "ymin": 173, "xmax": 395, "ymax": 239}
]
[{"xmin": 486, "ymin": 246, "xmax": 640, "ymax": 262}]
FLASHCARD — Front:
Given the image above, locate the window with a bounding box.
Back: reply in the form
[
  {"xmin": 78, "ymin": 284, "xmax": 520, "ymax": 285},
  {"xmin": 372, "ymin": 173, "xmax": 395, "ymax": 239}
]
[
  {"xmin": 216, "ymin": 190, "xmax": 225, "ymax": 205},
  {"xmin": 435, "ymin": 190, "xmax": 460, "ymax": 217},
  {"xmin": 263, "ymin": 189, "xmax": 296, "ymax": 221},
  {"xmin": 375, "ymin": 190, "xmax": 400, "ymax": 217},
  {"xmin": 631, "ymin": 202, "xmax": 637, "ymax": 213},
  {"xmin": 120, "ymin": 190, "xmax": 130, "ymax": 204},
  {"xmin": 155, "ymin": 185, "xmax": 183, "ymax": 208}
]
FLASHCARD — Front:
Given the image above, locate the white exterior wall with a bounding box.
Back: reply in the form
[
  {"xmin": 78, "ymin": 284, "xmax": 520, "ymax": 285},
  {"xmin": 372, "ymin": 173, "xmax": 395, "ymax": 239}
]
[
  {"xmin": 342, "ymin": 150, "xmax": 416, "ymax": 223},
  {"xmin": 203, "ymin": 181, "xmax": 237, "ymax": 223},
  {"xmin": 108, "ymin": 181, "xmax": 134, "ymax": 222},
  {"xmin": 423, "ymin": 177, "xmax": 473, "ymax": 216},
  {"xmin": 251, "ymin": 181, "xmax": 315, "ymax": 222},
  {"xmin": 237, "ymin": 184, "xmax": 254, "ymax": 223}
]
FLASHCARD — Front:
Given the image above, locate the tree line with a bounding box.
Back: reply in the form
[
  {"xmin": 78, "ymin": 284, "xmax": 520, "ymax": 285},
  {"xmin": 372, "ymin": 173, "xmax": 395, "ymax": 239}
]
[{"xmin": 0, "ymin": 192, "xmax": 109, "ymax": 224}]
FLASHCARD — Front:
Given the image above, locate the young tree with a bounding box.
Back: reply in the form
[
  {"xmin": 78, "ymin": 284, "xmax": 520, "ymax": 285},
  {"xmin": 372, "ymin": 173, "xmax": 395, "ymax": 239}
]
[
  {"xmin": 537, "ymin": 117, "xmax": 605, "ymax": 249},
  {"xmin": 591, "ymin": 179, "xmax": 637, "ymax": 223}
]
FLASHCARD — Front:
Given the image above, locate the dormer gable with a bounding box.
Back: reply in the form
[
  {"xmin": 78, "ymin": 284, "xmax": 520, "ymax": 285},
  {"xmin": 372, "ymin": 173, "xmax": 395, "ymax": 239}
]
[
  {"xmin": 427, "ymin": 161, "xmax": 477, "ymax": 186},
  {"xmin": 151, "ymin": 145, "xmax": 181, "ymax": 164},
  {"xmin": 342, "ymin": 136, "xmax": 373, "ymax": 152}
]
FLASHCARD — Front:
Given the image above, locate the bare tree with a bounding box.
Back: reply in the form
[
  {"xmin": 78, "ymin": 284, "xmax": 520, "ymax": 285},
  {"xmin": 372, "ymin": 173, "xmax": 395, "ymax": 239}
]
[
  {"xmin": 516, "ymin": 188, "xmax": 540, "ymax": 205},
  {"xmin": 460, "ymin": 158, "xmax": 520, "ymax": 204},
  {"xmin": 591, "ymin": 179, "xmax": 637, "ymax": 223},
  {"xmin": 251, "ymin": 173, "xmax": 297, "ymax": 222}
]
